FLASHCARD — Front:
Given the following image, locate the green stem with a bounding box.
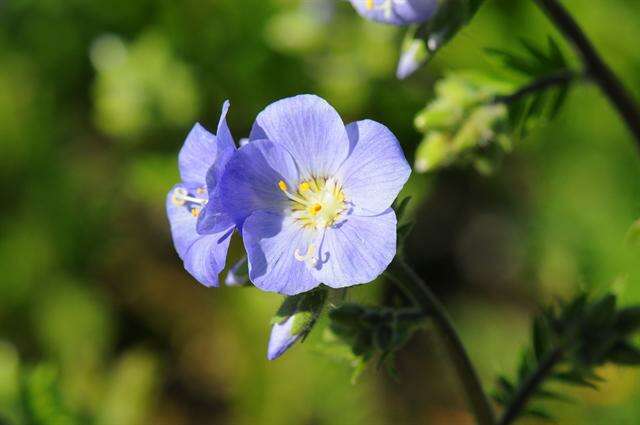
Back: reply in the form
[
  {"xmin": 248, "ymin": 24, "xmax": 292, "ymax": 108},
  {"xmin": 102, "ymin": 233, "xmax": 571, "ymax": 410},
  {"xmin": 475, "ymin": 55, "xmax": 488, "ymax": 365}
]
[
  {"xmin": 493, "ymin": 70, "xmax": 582, "ymax": 105},
  {"xmin": 497, "ymin": 347, "xmax": 564, "ymax": 425},
  {"xmin": 533, "ymin": 0, "xmax": 640, "ymax": 148},
  {"xmin": 388, "ymin": 258, "xmax": 496, "ymax": 425}
]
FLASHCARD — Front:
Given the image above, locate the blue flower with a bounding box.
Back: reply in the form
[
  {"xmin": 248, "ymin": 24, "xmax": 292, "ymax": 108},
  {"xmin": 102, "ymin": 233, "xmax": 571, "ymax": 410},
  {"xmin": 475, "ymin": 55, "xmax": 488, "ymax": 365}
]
[
  {"xmin": 220, "ymin": 95, "xmax": 411, "ymax": 295},
  {"xmin": 166, "ymin": 101, "xmax": 236, "ymax": 287},
  {"xmin": 348, "ymin": 0, "xmax": 437, "ymax": 26},
  {"xmin": 267, "ymin": 316, "xmax": 300, "ymax": 360}
]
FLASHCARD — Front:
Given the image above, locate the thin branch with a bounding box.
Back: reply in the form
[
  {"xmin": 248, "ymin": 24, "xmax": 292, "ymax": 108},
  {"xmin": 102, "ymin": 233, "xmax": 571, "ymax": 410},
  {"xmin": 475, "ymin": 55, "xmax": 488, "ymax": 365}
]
[
  {"xmin": 493, "ymin": 70, "xmax": 580, "ymax": 105},
  {"xmin": 533, "ymin": 0, "xmax": 640, "ymax": 149},
  {"xmin": 497, "ymin": 348, "xmax": 564, "ymax": 425},
  {"xmin": 387, "ymin": 258, "xmax": 496, "ymax": 425}
]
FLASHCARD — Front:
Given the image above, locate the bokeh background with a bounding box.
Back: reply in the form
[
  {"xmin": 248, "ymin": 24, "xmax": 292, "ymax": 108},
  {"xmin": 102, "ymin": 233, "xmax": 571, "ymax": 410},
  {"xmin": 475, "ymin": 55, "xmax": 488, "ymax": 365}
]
[{"xmin": 1, "ymin": 0, "xmax": 640, "ymax": 423}]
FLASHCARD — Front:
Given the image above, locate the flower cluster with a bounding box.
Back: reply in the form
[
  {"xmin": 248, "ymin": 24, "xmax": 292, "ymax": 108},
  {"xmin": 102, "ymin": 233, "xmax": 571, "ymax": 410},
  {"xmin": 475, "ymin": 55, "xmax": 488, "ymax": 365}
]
[{"xmin": 167, "ymin": 95, "xmax": 410, "ymax": 358}]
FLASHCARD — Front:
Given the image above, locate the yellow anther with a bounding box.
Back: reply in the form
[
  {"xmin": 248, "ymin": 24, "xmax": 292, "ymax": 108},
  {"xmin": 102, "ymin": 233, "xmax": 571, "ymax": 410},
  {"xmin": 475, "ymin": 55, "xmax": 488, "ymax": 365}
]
[
  {"xmin": 366, "ymin": 0, "xmax": 374, "ymax": 10},
  {"xmin": 299, "ymin": 182, "xmax": 310, "ymax": 192},
  {"xmin": 196, "ymin": 187, "xmax": 206, "ymax": 194},
  {"xmin": 278, "ymin": 180, "xmax": 288, "ymax": 192},
  {"xmin": 191, "ymin": 208, "xmax": 201, "ymax": 218},
  {"xmin": 308, "ymin": 204, "xmax": 322, "ymax": 216}
]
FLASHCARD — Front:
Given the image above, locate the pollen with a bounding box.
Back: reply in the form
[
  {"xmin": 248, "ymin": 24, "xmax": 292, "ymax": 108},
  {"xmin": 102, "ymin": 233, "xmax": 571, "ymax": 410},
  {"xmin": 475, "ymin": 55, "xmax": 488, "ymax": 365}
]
[
  {"xmin": 366, "ymin": 0, "xmax": 374, "ymax": 10},
  {"xmin": 191, "ymin": 208, "xmax": 201, "ymax": 217},
  {"xmin": 299, "ymin": 182, "xmax": 310, "ymax": 192},
  {"xmin": 279, "ymin": 177, "xmax": 346, "ymax": 230}
]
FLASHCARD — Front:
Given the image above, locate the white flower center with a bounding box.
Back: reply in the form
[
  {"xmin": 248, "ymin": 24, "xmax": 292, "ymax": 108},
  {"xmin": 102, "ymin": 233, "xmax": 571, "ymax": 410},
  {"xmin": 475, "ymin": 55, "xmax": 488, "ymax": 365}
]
[{"xmin": 277, "ymin": 177, "xmax": 347, "ymax": 267}]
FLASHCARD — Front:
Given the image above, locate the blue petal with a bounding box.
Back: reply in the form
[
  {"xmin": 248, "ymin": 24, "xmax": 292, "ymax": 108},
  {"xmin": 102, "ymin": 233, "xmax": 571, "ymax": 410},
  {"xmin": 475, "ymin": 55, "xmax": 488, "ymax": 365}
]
[
  {"xmin": 166, "ymin": 183, "xmax": 233, "ymax": 287},
  {"xmin": 249, "ymin": 94, "xmax": 350, "ymax": 179},
  {"xmin": 242, "ymin": 211, "xmax": 319, "ymax": 295},
  {"xmin": 337, "ymin": 120, "xmax": 411, "ymax": 215},
  {"xmin": 311, "ymin": 209, "xmax": 397, "ymax": 288},
  {"xmin": 182, "ymin": 226, "xmax": 234, "ymax": 287},
  {"xmin": 166, "ymin": 183, "xmax": 203, "ymax": 259},
  {"xmin": 178, "ymin": 123, "xmax": 217, "ymax": 185},
  {"xmin": 396, "ymin": 42, "xmax": 424, "ymax": 79},
  {"xmin": 267, "ymin": 316, "xmax": 300, "ymax": 360},
  {"xmin": 197, "ymin": 101, "xmax": 238, "ymax": 234},
  {"xmin": 220, "ymin": 139, "xmax": 300, "ymax": 227},
  {"xmin": 349, "ymin": 0, "xmax": 437, "ymax": 26}
]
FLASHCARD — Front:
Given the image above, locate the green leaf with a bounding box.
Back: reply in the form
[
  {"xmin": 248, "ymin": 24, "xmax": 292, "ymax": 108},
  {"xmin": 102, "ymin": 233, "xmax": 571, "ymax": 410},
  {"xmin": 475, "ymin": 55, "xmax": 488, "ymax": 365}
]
[
  {"xmin": 394, "ymin": 197, "xmax": 412, "ymax": 222},
  {"xmin": 615, "ymin": 306, "xmax": 640, "ymax": 334},
  {"xmin": 606, "ymin": 341, "xmax": 640, "ymax": 365}
]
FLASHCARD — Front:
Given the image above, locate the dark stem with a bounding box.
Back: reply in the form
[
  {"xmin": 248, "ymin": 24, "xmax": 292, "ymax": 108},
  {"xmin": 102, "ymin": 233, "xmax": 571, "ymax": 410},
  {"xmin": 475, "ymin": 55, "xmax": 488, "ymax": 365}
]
[
  {"xmin": 493, "ymin": 70, "xmax": 580, "ymax": 105},
  {"xmin": 387, "ymin": 258, "xmax": 496, "ymax": 425},
  {"xmin": 533, "ymin": 0, "xmax": 640, "ymax": 148},
  {"xmin": 497, "ymin": 347, "xmax": 564, "ymax": 425}
]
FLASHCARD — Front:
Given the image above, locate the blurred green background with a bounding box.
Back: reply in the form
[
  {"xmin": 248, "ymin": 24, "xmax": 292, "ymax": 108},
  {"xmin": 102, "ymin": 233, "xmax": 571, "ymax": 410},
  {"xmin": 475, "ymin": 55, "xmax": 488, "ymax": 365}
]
[{"xmin": 1, "ymin": 0, "xmax": 640, "ymax": 423}]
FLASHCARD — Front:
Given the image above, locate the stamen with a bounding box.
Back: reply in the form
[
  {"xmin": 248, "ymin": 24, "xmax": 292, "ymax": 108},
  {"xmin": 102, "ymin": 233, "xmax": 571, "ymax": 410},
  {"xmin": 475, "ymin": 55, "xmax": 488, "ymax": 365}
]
[
  {"xmin": 277, "ymin": 180, "xmax": 308, "ymax": 204},
  {"xmin": 308, "ymin": 204, "xmax": 322, "ymax": 216},
  {"xmin": 191, "ymin": 208, "xmax": 201, "ymax": 218},
  {"xmin": 366, "ymin": 0, "xmax": 374, "ymax": 10},
  {"xmin": 294, "ymin": 244, "xmax": 317, "ymax": 266},
  {"xmin": 171, "ymin": 187, "xmax": 207, "ymax": 206},
  {"xmin": 298, "ymin": 182, "xmax": 310, "ymax": 192}
]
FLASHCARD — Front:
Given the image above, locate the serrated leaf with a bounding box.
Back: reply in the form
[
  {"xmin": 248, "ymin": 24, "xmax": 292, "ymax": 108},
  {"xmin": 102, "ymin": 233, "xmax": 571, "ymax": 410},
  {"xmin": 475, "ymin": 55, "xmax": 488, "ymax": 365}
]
[{"xmin": 606, "ymin": 341, "xmax": 640, "ymax": 365}]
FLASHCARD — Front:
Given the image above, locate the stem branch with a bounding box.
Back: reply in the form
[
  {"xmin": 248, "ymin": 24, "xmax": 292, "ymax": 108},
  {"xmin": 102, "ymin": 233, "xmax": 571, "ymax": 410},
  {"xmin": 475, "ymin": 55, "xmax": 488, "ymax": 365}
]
[
  {"xmin": 494, "ymin": 70, "xmax": 580, "ymax": 105},
  {"xmin": 387, "ymin": 258, "xmax": 496, "ymax": 425},
  {"xmin": 533, "ymin": 0, "xmax": 640, "ymax": 147},
  {"xmin": 497, "ymin": 348, "xmax": 564, "ymax": 425}
]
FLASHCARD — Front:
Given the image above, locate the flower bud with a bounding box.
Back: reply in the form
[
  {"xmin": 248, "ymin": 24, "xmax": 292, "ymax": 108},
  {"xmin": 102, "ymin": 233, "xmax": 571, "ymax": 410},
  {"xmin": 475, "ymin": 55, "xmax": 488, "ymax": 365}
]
[
  {"xmin": 267, "ymin": 288, "xmax": 327, "ymax": 360},
  {"xmin": 225, "ymin": 256, "xmax": 249, "ymax": 286}
]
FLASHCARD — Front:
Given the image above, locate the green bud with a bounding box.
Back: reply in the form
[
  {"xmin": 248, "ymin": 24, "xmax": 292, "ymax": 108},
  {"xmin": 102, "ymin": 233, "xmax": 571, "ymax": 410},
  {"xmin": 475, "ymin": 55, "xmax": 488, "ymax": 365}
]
[
  {"xmin": 414, "ymin": 132, "xmax": 452, "ymax": 173},
  {"xmin": 451, "ymin": 104, "xmax": 508, "ymax": 153}
]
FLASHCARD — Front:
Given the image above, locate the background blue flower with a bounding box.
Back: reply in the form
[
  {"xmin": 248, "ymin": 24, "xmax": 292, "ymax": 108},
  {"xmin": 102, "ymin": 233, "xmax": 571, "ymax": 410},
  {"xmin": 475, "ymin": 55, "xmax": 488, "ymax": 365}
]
[{"xmin": 166, "ymin": 101, "xmax": 236, "ymax": 287}]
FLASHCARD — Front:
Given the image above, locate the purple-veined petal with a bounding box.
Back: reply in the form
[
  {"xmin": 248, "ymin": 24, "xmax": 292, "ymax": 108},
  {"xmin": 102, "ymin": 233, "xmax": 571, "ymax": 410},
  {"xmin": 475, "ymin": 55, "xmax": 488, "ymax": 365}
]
[
  {"xmin": 166, "ymin": 183, "xmax": 234, "ymax": 287},
  {"xmin": 349, "ymin": 0, "xmax": 437, "ymax": 26},
  {"xmin": 267, "ymin": 316, "xmax": 300, "ymax": 360},
  {"xmin": 197, "ymin": 100, "xmax": 238, "ymax": 234},
  {"xmin": 220, "ymin": 139, "xmax": 300, "ymax": 227},
  {"xmin": 178, "ymin": 123, "xmax": 217, "ymax": 184},
  {"xmin": 242, "ymin": 211, "xmax": 319, "ymax": 295},
  {"xmin": 166, "ymin": 183, "xmax": 205, "ymax": 258},
  {"xmin": 337, "ymin": 120, "xmax": 411, "ymax": 215},
  {"xmin": 249, "ymin": 94, "xmax": 350, "ymax": 179},
  {"xmin": 310, "ymin": 209, "xmax": 397, "ymax": 288},
  {"xmin": 182, "ymin": 226, "xmax": 234, "ymax": 287}
]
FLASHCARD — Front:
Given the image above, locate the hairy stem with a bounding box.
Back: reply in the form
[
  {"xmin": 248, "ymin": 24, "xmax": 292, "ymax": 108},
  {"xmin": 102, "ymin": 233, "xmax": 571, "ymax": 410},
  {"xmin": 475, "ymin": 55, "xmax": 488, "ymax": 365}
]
[
  {"xmin": 533, "ymin": 0, "xmax": 640, "ymax": 147},
  {"xmin": 497, "ymin": 347, "xmax": 564, "ymax": 425},
  {"xmin": 494, "ymin": 70, "xmax": 581, "ymax": 105},
  {"xmin": 387, "ymin": 258, "xmax": 496, "ymax": 425}
]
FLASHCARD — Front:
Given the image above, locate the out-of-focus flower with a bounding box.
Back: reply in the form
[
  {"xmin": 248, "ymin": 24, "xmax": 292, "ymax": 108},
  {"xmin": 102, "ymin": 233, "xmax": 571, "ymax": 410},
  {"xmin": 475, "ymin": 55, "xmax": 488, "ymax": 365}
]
[
  {"xmin": 413, "ymin": 72, "xmax": 512, "ymax": 174},
  {"xmin": 220, "ymin": 94, "xmax": 410, "ymax": 295},
  {"xmin": 267, "ymin": 289, "xmax": 327, "ymax": 360},
  {"xmin": 166, "ymin": 102, "xmax": 236, "ymax": 287},
  {"xmin": 348, "ymin": 0, "xmax": 438, "ymax": 26}
]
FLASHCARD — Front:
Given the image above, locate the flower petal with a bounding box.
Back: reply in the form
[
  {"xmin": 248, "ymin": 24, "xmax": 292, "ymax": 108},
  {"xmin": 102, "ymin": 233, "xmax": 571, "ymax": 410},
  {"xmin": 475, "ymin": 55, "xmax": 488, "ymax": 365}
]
[
  {"xmin": 220, "ymin": 139, "xmax": 300, "ymax": 227},
  {"xmin": 178, "ymin": 100, "xmax": 235, "ymax": 186},
  {"xmin": 349, "ymin": 0, "xmax": 437, "ymax": 26},
  {"xmin": 243, "ymin": 211, "xmax": 319, "ymax": 295},
  {"xmin": 166, "ymin": 183, "xmax": 203, "ymax": 259},
  {"xmin": 182, "ymin": 226, "xmax": 234, "ymax": 287},
  {"xmin": 267, "ymin": 316, "xmax": 300, "ymax": 360},
  {"xmin": 311, "ymin": 209, "xmax": 397, "ymax": 288},
  {"xmin": 166, "ymin": 183, "xmax": 233, "ymax": 287},
  {"xmin": 337, "ymin": 120, "xmax": 411, "ymax": 215},
  {"xmin": 249, "ymin": 94, "xmax": 350, "ymax": 179}
]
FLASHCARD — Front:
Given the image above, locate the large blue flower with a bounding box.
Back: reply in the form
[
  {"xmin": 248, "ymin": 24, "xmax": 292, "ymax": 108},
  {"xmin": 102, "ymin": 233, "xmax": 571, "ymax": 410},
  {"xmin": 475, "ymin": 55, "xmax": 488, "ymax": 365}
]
[
  {"xmin": 166, "ymin": 101, "xmax": 236, "ymax": 287},
  {"xmin": 220, "ymin": 95, "xmax": 411, "ymax": 295},
  {"xmin": 349, "ymin": 0, "xmax": 437, "ymax": 26}
]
